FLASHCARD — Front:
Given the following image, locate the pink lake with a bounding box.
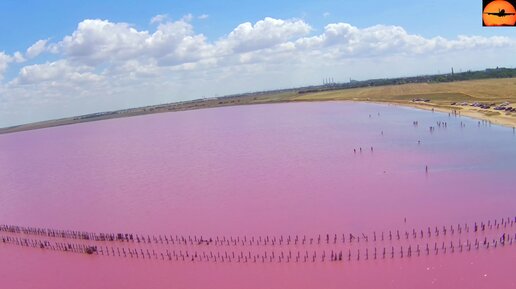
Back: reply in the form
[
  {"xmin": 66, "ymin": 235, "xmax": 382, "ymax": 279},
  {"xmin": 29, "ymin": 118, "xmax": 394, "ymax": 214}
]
[{"xmin": 0, "ymin": 102, "xmax": 515, "ymax": 289}]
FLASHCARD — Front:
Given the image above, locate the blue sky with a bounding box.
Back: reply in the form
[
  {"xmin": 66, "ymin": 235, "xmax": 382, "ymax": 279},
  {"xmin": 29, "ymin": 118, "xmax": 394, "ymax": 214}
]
[
  {"xmin": 0, "ymin": 0, "xmax": 508, "ymax": 53},
  {"xmin": 1, "ymin": 0, "xmax": 516, "ymax": 127}
]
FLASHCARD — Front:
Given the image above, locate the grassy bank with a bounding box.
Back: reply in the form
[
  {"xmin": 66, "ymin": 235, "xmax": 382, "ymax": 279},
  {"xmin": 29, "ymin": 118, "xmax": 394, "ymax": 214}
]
[{"xmin": 289, "ymin": 78, "xmax": 516, "ymax": 127}]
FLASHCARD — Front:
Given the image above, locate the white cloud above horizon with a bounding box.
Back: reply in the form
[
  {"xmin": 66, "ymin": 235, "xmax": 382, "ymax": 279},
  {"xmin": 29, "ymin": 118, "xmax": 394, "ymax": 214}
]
[
  {"xmin": 26, "ymin": 39, "xmax": 49, "ymax": 59},
  {"xmin": 1, "ymin": 15, "xmax": 516, "ymax": 127},
  {"xmin": 0, "ymin": 52, "xmax": 11, "ymax": 80},
  {"xmin": 150, "ymin": 14, "xmax": 169, "ymax": 24}
]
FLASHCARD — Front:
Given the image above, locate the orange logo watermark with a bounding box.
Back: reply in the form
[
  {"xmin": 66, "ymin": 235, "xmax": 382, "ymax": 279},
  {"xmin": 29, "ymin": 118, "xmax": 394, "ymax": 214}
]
[{"xmin": 483, "ymin": 0, "xmax": 516, "ymax": 26}]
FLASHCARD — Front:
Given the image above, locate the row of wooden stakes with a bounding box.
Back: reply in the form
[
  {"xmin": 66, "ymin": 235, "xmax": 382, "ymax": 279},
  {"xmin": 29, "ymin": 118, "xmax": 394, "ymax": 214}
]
[
  {"xmin": 1, "ymin": 232, "xmax": 514, "ymax": 263},
  {"xmin": 1, "ymin": 217, "xmax": 514, "ymax": 248}
]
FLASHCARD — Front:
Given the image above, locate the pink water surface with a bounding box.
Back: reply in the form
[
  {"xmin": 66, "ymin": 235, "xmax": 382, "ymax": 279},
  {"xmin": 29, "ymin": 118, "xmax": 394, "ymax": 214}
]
[{"xmin": 0, "ymin": 102, "xmax": 515, "ymax": 288}]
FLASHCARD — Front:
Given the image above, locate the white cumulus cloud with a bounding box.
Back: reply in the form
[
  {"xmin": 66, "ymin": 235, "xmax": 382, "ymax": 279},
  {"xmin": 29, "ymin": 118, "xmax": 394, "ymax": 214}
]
[
  {"xmin": 53, "ymin": 19, "xmax": 149, "ymax": 65},
  {"xmin": 0, "ymin": 52, "xmax": 11, "ymax": 80},
  {"xmin": 26, "ymin": 39, "xmax": 49, "ymax": 59},
  {"xmin": 0, "ymin": 51, "xmax": 25, "ymax": 80},
  {"xmin": 2, "ymin": 16, "xmax": 516, "ymax": 127},
  {"xmin": 221, "ymin": 17, "xmax": 312, "ymax": 53},
  {"xmin": 150, "ymin": 14, "xmax": 169, "ymax": 24},
  {"xmin": 294, "ymin": 23, "xmax": 516, "ymax": 58},
  {"xmin": 14, "ymin": 60, "xmax": 101, "ymax": 85}
]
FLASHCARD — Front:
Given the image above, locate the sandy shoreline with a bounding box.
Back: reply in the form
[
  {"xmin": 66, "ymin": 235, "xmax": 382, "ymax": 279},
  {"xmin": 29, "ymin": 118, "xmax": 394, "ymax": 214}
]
[{"xmin": 370, "ymin": 101, "xmax": 516, "ymax": 128}]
